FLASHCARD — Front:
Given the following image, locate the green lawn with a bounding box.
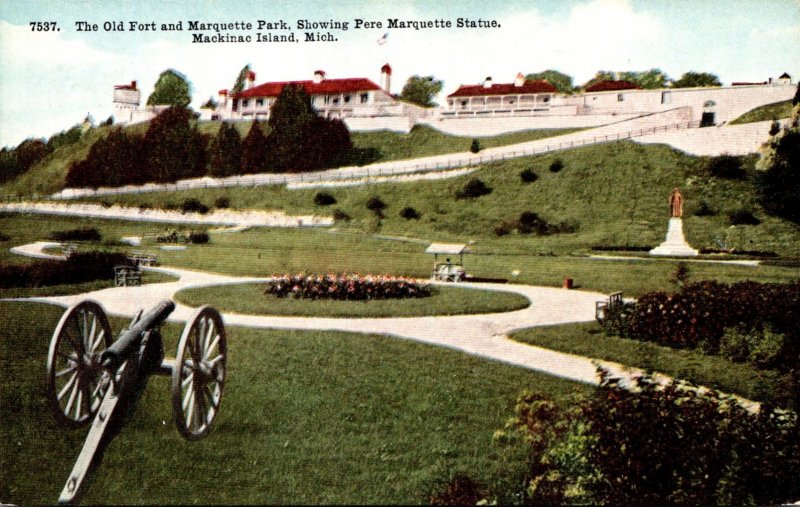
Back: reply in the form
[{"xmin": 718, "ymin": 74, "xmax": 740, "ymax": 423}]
[
  {"xmin": 510, "ymin": 322, "xmax": 796, "ymax": 409},
  {"xmin": 0, "ymin": 270, "xmax": 177, "ymax": 299},
  {"xmin": 0, "ymin": 301, "xmax": 590, "ymax": 505},
  {"xmin": 729, "ymin": 99, "xmax": 794, "ymax": 124},
  {"xmin": 74, "ymin": 141, "xmax": 800, "ymax": 258},
  {"xmin": 175, "ymin": 282, "xmax": 530, "ymax": 317}
]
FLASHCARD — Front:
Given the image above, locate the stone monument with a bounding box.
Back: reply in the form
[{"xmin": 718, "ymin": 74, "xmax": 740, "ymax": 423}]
[{"xmin": 649, "ymin": 188, "xmax": 699, "ymax": 257}]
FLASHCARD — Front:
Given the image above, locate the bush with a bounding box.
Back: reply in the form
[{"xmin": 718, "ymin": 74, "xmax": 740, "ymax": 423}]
[
  {"xmin": 693, "ymin": 200, "xmax": 717, "ymax": 216},
  {"xmin": 0, "ymin": 232, "xmax": 9, "ymax": 242},
  {"xmin": 48, "ymin": 227, "xmax": 101, "ymax": 242},
  {"xmin": 455, "ymin": 178, "xmax": 492, "ymax": 199},
  {"xmin": 493, "ymin": 220, "xmax": 514, "ymax": 237},
  {"xmin": 213, "ymin": 196, "xmax": 231, "ymax": 209},
  {"xmin": 366, "ymin": 196, "xmax": 387, "ymax": 216},
  {"xmin": 519, "ymin": 168, "xmax": 539, "ymax": 183},
  {"xmin": 727, "ymin": 209, "xmax": 761, "ymax": 225},
  {"xmin": 332, "ymin": 209, "xmax": 351, "ymax": 221},
  {"xmin": 549, "ymin": 159, "xmax": 564, "ymax": 173},
  {"xmin": 706, "ymin": 154, "xmax": 745, "ymax": 179},
  {"xmin": 399, "ymin": 206, "xmax": 420, "ymax": 220},
  {"xmin": 180, "ymin": 198, "xmax": 209, "ymax": 214},
  {"xmin": 470, "ymin": 139, "xmax": 481, "ymax": 154},
  {"xmin": 187, "ymin": 231, "xmax": 210, "ymax": 244},
  {"xmin": 498, "ymin": 369, "xmax": 800, "ymax": 506},
  {"xmin": 313, "ymin": 192, "xmax": 337, "ymax": 206},
  {"xmin": 0, "ymin": 251, "xmax": 127, "ymax": 288},
  {"xmin": 769, "ymin": 119, "xmax": 781, "ymax": 136},
  {"xmin": 429, "ymin": 474, "xmax": 489, "ymax": 505}
]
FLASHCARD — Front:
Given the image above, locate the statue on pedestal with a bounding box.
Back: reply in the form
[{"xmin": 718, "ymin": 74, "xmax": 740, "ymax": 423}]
[{"xmin": 670, "ymin": 187, "xmax": 683, "ymax": 218}]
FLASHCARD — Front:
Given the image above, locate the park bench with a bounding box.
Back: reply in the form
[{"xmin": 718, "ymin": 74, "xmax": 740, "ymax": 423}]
[
  {"xmin": 432, "ymin": 262, "xmax": 466, "ymax": 282},
  {"xmin": 595, "ymin": 291, "xmax": 623, "ymax": 323},
  {"xmin": 114, "ymin": 265, "xmax": 142, "ymax": 286},
  {"xmin": 128, "ymin": 250, "xmax": 159, "ymax": 267},
  {"xmin": 61, "ymin": 243, "xmax": 78, "ymax": 258}
]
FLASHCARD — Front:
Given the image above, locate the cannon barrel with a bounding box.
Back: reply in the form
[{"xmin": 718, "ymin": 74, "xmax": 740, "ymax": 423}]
[{"xmin": 100, "ymin": 299, "xmax": 175, "ymax": 369}]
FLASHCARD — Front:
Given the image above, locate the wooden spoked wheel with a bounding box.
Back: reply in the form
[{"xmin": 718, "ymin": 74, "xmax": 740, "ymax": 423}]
[
  {"xmin": 46, "ymin": 300, "xmax": 114, "ymax": 427},
  {"xmin": 171, "ymin": 306, "xmax": 226, "ymax": 440}
]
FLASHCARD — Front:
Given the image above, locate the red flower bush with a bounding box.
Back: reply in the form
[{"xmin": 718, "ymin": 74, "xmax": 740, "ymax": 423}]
[{"xmin": 265, "ymin": 273, "xmax": 432, "ymax": 301}]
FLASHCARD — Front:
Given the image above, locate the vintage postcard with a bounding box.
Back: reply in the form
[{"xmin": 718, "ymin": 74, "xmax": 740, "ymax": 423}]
[{"xmin": 1, "ymin": 0, "xmax": 799, "ymax": 504}]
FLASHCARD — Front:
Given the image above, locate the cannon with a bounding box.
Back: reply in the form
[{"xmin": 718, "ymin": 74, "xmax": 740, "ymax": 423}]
[{"xmin": 45, "ymin": 299, "xmax": 227, "ymax": 503}]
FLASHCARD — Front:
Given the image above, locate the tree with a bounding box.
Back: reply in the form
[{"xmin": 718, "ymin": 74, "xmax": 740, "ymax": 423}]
[
  {"xmin": 526, "ymin": 70, "xmax": 574, "ymax": 94},
  {"xmin": 793, "ymin": 82, "xmax": 800, "ymax": 106},
  {"xmin": 65, "ymin": 128, "xmax": 141, "ymax": 188},
  {"xmin": 672, "ymin": 71, "xmax": 722, "ymax": 88},
  {"xmin": 294, "ymin": 117, "xmax": 352, "ymax": 171},
  {"xmin": 582, "ymin": 71, "xmax": 616, "ymax": 89},
  {"xmin": 142, "ymin": 106, "xmax": 206, "ymax": 182},
  {"xmin": 400, "ymin": 75, "xmax": 443, "ymax": 107},
  {"xmin": 146, "ymin": 69, "xmax": 192, "ymax": 107},
  {"xmin": 231, "ymin": 64, "xmax": 251, "ymax": 95},
  {"xmin": 240, "ymin": 120, "xmax": 269, "ymax": 174},
  {"xmin": 623, "ymin": 68, "xmax": 669, "ymax": 89},
  {"xmin": 265, "ymin": 84, "xmax": 317, "ymax": 170},
  {"xmin": 758, "ymin": 104, "xmax": 800, "ymax": 222},
  {"xmin": 201, "ymin": 96, "xmax": 218, "ymax": 110},
  {"xmin": 209, "ymin": 122, "xmax": 242, "ymax": 177}
]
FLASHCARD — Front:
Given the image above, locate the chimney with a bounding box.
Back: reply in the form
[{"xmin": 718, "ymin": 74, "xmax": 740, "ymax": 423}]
[
  {"xmin": 246, "ymin": 70, "xmax": 256, "ymax": 89},
  {"xmin": 218, "ymin": 89, "xmax": 228, "ymax": 106},
  {"xmin": 514, "ymin": 73, "xmax": 525, "ymax": 87},
  {"xmin": 483, "ymin": 76, "xmax": 493, "ymax": 89},
  {"xmin": 131, "ymin": 80, "xmax": 137, "ymax": 90},
  {"xmin": 313, "ymin": 70, "xmax": 326, "ymax": 84},
  {"xmin": 380, "ymin": 63, "xmax": 392, "ymax": 93}
]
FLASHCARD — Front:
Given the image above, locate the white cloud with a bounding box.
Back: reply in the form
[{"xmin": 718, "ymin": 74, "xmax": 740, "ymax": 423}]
[{"xmin": 0, "ymin": 20, "xmax": 116, "ymax": 67}]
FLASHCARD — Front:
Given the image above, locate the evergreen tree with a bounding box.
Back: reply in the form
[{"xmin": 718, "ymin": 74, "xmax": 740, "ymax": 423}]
[
  {"xmin": 241, "ymin": 120, "xmax": 269, "ymax": 174},
  {"xmin": 142, "ymin": 106, "xmax": 206, "ymax": 182},
  {"xmin": 266, "ymin": 84, "xmax": 316, "ymax": 170},
  {"xmin": 231, "ymin": 64, "xmax": 251, "ymax": 95},
  {"xmin": 65, "ymin": 128, "xmax": 141, "ymax": 188},
  {"xmin": 209, "ymin": 122, "xmax": 242, "ymax": 177},
  {"xmin": 147, "ymin": 69, "xmax": 192, "ymax": 107},
  {"xmin": 294, "ymin": 117, "xmax": 352, "ymax": 171}
]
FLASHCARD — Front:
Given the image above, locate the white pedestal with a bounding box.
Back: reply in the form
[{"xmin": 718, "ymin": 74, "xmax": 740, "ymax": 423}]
[{"xmin": 649, "ymin": 218, "xmax": 699, "ymax": 257}]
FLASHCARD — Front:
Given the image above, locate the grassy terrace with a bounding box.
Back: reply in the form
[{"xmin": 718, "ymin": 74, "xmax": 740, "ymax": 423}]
[
  {"xmin": 511, "ymin": 322, "xmax": 796, "ymax": 410},
  {"xmin": 0, "ymin": 124, "xmax": 580, "ymax": 196},
  {"xmin": 175, "ymin": 282, "xmax": 530, "ymax": 317},
  {"xmin": 729, "ymin": 99, "xmax": 794, "ymax": 124},
  {"xmin": 75, "ymin": 141, "xmax": 800, "ymax": 259},
  {"xmin": 0, "ymin": 301, "xmax": 589, "ymax": 505}
]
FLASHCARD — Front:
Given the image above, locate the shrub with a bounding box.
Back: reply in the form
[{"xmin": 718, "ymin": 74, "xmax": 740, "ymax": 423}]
[
  {"xmin": 769, "ymin": 119, "xmax": 781, "ymax": 136},
  {"xmin": 469, "ymin": 139, "xmax": 481, "ymax": 154},
  {"xmin": 366, "ymin": 196, "xmax": 387, "ymax": 216},
  {"xmin": 520, "ymin": 168, "xmax": 539, "ymax": 183},
  {"xmin": 493, "ymin": 220, "xmax": 514, "ymax": 236},
  {"xmin": 693, "ymin": 200, "xmax": 717, "ymax": 216},
  {"xmin": 48, "ymin": 227, "xmax": 101, "ymax": 242},
  {"xmin": 0, "ymin": 232, "xmax": 9, "ymax": 242},
  {"xmin": 429, "ymin": 474, "xmax": 489, "ymax": 505},
  {"xmin": 187, "ymin": 231, "xmax": 210, "ymax": 244},
  {"xmin": 455, "ymin": 178, "xmax": 492, "ymax": 199},
  {"xmin": 314, "ymin": 192, "xmax": 337, "ymax": 206},
  {"xmin": 180, "ymin": 198, "xmax": 209, "ymax": 214},
  {"xmin": 332, "ymin": 209, "xmax": 351, "ymax": 221},
  {"xmin": 0, "ymin": 251, "xmax": 127, "ymax": 288},
  {"xmin": 706, "ymin": 154, "xmax": 745, "ymax": 179},
  {"xmin": 727, "ymin": 209, "xmax": 761, "ymax": 225},
  {"xmin": 213, "ymin": 196, "xmax": 231, "ymax": 209},
  {"xmin": 399, "ymin": 206, "xmax": 420, "ymax": 220},
  {"xmin": 549, "ymin": 159, "xmax": 564, "ymax": 173}
]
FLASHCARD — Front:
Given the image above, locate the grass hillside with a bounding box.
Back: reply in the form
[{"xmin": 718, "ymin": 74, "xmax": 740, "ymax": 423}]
[
  {"xmin": 80, "ymin": 141, "xmax": 800, "ymax": 258},
  {"xmin": 729, "ymin": 99, "xmax": 794, "ymax": 124},
  {"xmin": 0, "ymin": 122, "xmax": 578, "ymax": 197}
]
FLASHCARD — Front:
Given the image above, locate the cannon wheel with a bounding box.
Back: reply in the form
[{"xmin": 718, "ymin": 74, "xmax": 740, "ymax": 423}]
[
  {"xmin": 46, "ymin": 300, "xmax": 113, "ymax": 427},
  {"xmin": 172, "ymin": 306, "xmax": 226, "ymax": 440}
]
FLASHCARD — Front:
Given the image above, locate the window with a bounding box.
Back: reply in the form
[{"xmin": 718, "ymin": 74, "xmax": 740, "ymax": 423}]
[
  {"xmin": 324, "ymin": 95, "xmax": 331, "ymax": 105},
  {"xmin": 661, "ymin": 91, "xmax": 671, "ymax": 104},
  {"xmin": 242, "ymin": 99, "xmax": 249, "ymax": 107},
  {"xmin": 542, "ymin": 96, "xmax": 550, "ymax": 103},
  {"xmin": 333, "ymin": 97, "xmax": 340, "ymax": 105},
  {"xmin": 617, "ymin": 94, "xmax": 624, "ymax": 102},
  {"xmin": 256, "ymin": 99, "xmax": 264, "ymax": 107},
  {"xmin": 311, "ymin": 96, "xmax": 316, "ymax": 105},
  {"xmin": 360, "ymin": 93, "xmax": 369, "ymax": 104},
  {"xmin": 461, "ymin": 100, "xmax": 468, "ymax": 109},
  {"xmin": 344, "ymin": 95, "xmax": 351, "ymax": 103}
]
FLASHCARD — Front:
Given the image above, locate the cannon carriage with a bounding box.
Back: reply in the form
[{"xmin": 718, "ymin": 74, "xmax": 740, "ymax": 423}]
[{"xmin": 46, "ymin": 299, "xmax": 227, "ymax": 503}]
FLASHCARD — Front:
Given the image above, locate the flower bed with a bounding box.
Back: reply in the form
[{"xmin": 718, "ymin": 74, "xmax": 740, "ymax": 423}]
[{"xmin": 265, "ymin": 273, "xmax": 431, "ymax": 301}]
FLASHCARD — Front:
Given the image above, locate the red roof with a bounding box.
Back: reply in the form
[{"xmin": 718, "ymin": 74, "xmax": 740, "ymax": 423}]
[
  {"xmin": 234, "ymin": 78, "xmax": 382, "ymax": 98},
  {"xmin": 584, "ymin": 80, "xmax": 640, "ymax": 92},
  {"xmin": 448, "ymin": 80, "xmax": 557, "ymax": 98},
  {"xmin": 114, "ymin": 80, "xmax": 137, "ymax": 91}
]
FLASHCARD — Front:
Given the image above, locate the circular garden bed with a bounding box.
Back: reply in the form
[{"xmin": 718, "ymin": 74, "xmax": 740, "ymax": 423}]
[{"xmin": 175, "ymin": 281, "xmax": 529, "ymax": 318}]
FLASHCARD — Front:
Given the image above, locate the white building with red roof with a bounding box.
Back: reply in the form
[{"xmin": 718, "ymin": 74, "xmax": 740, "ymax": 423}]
[
  {"xmin": 444, "ymin": 74, "xmax": 558, "ymax": 116},
  {"xmin": 210, "ymin": 64, "xmax": 397, "ymax": 122}
]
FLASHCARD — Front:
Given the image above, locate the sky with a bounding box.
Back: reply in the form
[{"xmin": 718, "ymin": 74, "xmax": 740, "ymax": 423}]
[{"xmin": 1, "ymin": 0, "xmax": 798, "ymax": 148}]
